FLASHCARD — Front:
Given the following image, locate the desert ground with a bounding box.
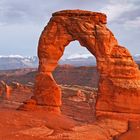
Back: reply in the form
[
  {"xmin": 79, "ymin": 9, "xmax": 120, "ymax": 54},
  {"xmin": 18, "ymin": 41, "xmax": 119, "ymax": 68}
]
[{"xmin": 0, "ymin": 68, "xmax": 140, "ymax": 140}]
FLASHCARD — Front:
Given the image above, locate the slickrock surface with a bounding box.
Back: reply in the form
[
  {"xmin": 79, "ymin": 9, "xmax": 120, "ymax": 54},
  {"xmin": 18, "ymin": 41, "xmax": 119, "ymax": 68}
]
[
  {"xmin": 0, "ymin": 84, "xmax": 129, "ymax": 140},
  {"xmin": 1, "ymin": 83, "xmax": 140, "ymax": 139},
  {"xmin": 114, "ymin": 121, "xmax": 140, "ymax": 140},
  {"xmin": 28, "ymin": 10, "xmax": 140, "ymax": 117}
]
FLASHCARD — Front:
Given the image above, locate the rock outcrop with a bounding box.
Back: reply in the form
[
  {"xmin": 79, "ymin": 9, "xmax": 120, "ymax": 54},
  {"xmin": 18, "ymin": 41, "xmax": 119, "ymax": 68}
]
[
  {"xmin": 23, "ymin": 10, "xmax": 140, "ymax": 118},
  {"xmin": 0, "ymin": 81, "xmax": 12, "ymax": 100}
]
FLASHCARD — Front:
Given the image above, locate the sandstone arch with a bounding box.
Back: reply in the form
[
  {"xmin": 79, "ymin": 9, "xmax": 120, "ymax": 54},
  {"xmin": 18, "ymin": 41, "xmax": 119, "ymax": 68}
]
[{"xmin": 30, "ymin": 10, "xmax": 140, "ymax": 117}]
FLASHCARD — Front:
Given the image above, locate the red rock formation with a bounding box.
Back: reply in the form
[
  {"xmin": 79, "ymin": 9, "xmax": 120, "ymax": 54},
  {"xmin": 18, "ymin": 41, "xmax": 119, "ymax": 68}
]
[
  {"xmin": 0, "ymin": 81, "xmax": 12, "ymax": 100},
  {"xmin": 22, "ymin": 10, "xmax": 140, "ymax": 117}
]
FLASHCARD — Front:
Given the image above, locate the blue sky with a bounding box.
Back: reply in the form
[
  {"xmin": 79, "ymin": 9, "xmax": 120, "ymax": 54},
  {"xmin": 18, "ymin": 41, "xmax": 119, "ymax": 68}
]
[{"xmin": 0, "ymin": 0, "xmax": 140, "ymax": 57}]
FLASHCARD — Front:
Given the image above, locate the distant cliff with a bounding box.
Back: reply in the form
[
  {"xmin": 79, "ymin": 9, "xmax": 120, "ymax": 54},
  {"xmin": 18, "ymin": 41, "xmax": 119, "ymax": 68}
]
[{"xmin": 0, "ymin": 66, "xmax": 99, "ymax": 88}]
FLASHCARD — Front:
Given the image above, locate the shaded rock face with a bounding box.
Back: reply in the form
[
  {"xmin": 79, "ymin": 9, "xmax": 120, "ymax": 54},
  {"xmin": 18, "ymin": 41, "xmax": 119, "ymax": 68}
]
[{"xmin": 33, "ymin": 10, "xmax": 140, "ymax": 116}]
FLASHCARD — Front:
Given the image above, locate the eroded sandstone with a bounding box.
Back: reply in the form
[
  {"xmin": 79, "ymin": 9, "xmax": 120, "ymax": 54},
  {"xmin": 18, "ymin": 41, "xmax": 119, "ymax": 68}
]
[{"xmin": 21, "ymin": 10, "xmax": 140, "ymax": 119}]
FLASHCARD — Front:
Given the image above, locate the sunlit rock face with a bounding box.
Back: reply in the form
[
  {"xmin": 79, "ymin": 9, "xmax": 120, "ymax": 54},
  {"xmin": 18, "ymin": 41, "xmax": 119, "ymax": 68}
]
[{"xmin": 32, "ymin": 10, "xmax": 140, "ymax": 116}]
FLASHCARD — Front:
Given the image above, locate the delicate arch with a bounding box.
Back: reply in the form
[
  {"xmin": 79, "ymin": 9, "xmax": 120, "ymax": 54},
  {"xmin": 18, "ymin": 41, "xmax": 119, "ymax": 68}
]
[{"xmin": 26, "ymin": 10, "xmax": 140, "ymax": 117}]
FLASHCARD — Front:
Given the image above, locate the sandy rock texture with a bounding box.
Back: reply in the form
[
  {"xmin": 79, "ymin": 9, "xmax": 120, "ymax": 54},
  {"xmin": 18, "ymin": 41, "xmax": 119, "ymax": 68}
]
[
  {"xmin": 0, "ymin": 84, "xmax": 128, "ymax": 140},
  {"xmin": 29, "ymin": 10, "xmax": 140, "ymax": 117}
]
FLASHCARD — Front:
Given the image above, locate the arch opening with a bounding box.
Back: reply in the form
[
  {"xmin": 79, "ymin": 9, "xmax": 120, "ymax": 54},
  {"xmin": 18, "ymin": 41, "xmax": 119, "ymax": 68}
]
[
  {"xmin": 59, "ymin": 40, "xmax": 96, "ymax": 66},
  {"xmin": 55, "ymin": 40, "xmax": 99, "ymax": 88},
  {"xmin": 54, "ymin": 40, "xmax": 99, "ymax": 120}
]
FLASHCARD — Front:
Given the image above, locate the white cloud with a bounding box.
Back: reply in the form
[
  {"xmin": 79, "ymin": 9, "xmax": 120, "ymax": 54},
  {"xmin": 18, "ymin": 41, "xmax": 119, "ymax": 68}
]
[
  {"xmin": 0, "ymin": 0, "xmax": 139, "ymax": 56},
  {"xmin": 100, "ymin": 1, "xmax": 139, "ymax": 22},
  {"xmin": 124, "ymin": 16, "xmax": 140, "ymax": 29}
]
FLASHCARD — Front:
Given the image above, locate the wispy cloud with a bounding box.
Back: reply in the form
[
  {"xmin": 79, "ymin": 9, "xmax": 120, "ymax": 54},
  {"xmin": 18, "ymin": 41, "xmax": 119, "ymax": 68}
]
[
  {"xmin": 0, "ymin": 0, "xmax": 52, "ymax": 25},
  {"xmin": 0, "ymin": 0, "xmax": 107, "ymax": 25},
  {"xmin": 100, "ymin": 0, "xmax": 139, "ymax": 22},
  {"xmin": 124, "ymin": 16, "xmax": 140, "ymax": 29},
  {"xmin": 0, "ymin": 0, "xmax": 139, "ymax": 56}
]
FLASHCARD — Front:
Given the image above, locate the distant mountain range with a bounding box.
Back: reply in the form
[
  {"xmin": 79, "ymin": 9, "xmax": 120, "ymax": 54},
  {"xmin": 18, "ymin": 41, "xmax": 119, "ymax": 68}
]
[
  {"xmin": 59, "ymin": 54, "xmax": 96, "ymax": 67},
  {"xmin": 0, "ymin": 54, "xmax": 139, "ymax": 70},
  {"xmin": 0, "ymin": 55, "xmax": 38, "ymax": 70},
  {"xmin": 133, "ymin": 54, "xmax": 140, "ymax": 63}
]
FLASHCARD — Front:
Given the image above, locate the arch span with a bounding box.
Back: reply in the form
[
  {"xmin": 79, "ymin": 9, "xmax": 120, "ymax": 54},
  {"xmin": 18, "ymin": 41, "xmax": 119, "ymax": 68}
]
[{"xmin": 24, "ymin": 10, "xmax": 140, "ymax": 117}]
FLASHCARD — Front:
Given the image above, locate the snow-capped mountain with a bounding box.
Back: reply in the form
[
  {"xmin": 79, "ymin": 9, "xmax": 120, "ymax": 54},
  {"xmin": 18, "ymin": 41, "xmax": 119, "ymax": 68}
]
[
  {"xmin": 0, "ymin": 55, "xmax": 38, "ymax": 70},
  {"xmin": 133, "ymin": 54, "xmax": 140, "ymax": 62},
  {"xmin": 0, "ymin": 53, "xmax": 139, "ymax": 70},
  {"xmin": 133, "ymin": 54, "xmax": 140, "ymax": 64},
  {"xmin": 0, "ymin": 55, "xmax": 24, "ymax": 58},
  {"xmin": 67, "ymin": 53, "xmax": 93, "ymax": 59},
  {"xmin": 59, "ymin": 53, "xmax": 96, "ymax": 66}
]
